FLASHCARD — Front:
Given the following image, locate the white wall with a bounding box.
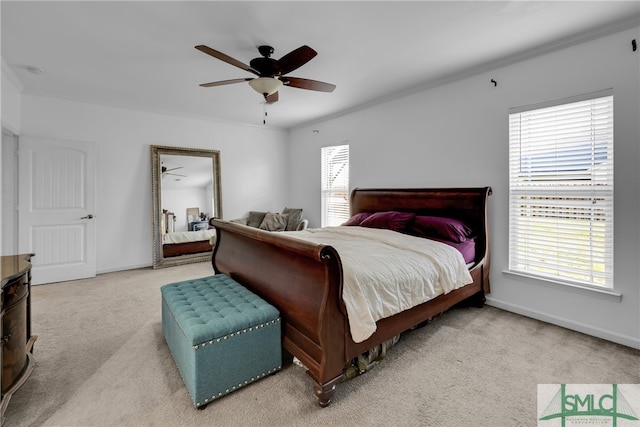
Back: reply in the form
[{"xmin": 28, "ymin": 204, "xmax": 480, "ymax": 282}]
[
  {"xmin": 18, "ymin": 95, "xmax": 289, "ymax": 273},
  {"xmin": 288, "ymin": 26, "xmax": 640, "ymax": 348},
  {"xmin": 1, "ymin": 62, "xmax": 22, "ymax": 256},
  {"xmin": 162, "ymin": 186, "xmax": 210, "ymax": 232},
  {"xmin": 1, "ymin": 59, "xmax": 22, "ymax": 134},
  {"xmin": 0, "ymin": 131, "xmax": 19, "ymax": 256}
]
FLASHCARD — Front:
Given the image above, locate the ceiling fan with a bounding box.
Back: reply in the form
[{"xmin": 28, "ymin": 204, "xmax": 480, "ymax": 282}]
[
  {"xmin": 162, "ymin": 165, "xmax": 186, "ymax": 179},
  {"xmin": 195, "ymin": 44, "xmax": 336, "ymax": 103}
]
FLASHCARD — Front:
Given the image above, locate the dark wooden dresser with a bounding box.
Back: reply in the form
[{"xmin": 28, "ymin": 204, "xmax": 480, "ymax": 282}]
[{"xmin": 0, "ymin": 254, "xmax": 36, "ymax": 425}]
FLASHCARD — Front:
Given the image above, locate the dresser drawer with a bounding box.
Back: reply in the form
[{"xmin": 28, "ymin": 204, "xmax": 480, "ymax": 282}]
[
  {"xmin": 1, "ymin": 297, "xmax": 27, "ymax": 393},
  {"xmin": 3, "ymin": 274, "xmax": 28, "ymax": 310}
]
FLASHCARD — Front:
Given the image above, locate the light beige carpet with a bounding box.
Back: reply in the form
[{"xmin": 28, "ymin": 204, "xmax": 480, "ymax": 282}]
[{"xmin": 5, "ymin": 261, "xmax": 639, "ymax": 426}]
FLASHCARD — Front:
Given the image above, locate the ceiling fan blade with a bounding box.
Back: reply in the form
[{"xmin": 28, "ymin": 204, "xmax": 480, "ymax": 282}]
[
  {"xmin": 281, "ymin": 76, "xmax": 336, "ymax": 93},
  {"xmin": 164, "ymin": 166, "xmax": 183, "ymax": 172},
  {"xmin": 276, "ymin": 45, "xmax": 317, "ymax": 75},
  {"xmin": 199, "ymin": 78, "xmax": 252, "ymax": 88},
  {"xmin": 195, "ymin": 45, "xmax": 260, "ymax": 76},
  {"xmin": 265, "ymin": 92, "xmax": 279, "ymax": 103}
]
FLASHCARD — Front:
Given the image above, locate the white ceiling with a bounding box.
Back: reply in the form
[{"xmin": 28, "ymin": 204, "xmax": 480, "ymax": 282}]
[
  {"xmin": 161, "ymin": 154, "xmax": 213, "ymax": 190},
  {"xmin": 2, "ymin": 1, "xmax": 639, "ymax": 130}
]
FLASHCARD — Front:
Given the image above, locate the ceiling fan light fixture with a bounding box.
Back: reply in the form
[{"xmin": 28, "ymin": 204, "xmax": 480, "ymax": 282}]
[{"xmin": 248, "ymin": 77, "xmax": 283, "ymax": 96}]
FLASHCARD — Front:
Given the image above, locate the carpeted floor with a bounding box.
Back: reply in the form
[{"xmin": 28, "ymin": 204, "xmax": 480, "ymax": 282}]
[{"xmin": 5, "ymin": 261, "xmax": 639, "ymax": 426}]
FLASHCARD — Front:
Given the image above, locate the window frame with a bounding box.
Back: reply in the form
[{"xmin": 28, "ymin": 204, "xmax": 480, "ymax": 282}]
[
  {"xmin": 321, "ymin": 144, "xmax": 350, "ymax": 227},
  {"xmin": 507, "ymin": 89, "xmax": 614, "ymax": 291}
]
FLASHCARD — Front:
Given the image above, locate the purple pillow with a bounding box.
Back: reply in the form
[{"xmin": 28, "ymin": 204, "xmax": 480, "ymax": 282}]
[
  {"xmin": 410, "ymin": 215, "xmax": 472, "ymax": 243},
  {"xmin": 359, "ymin": 211, "xmax": 416, "ymax": 232},
  {"xmin": 342, "ymin": 212, "xmax": 372, "ymax": 226},
  {"xmin": 430, "ymin": 237, "xmax": 476, "ymax": 264}
]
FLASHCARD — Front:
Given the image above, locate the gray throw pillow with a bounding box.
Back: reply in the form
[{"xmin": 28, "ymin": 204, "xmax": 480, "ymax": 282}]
[
  {"xmin": 259, "ymin": 212, "xmax": 289, "ymax": 231},
  {"xmin": 247, "ymin": 211, "xmax": 267, "ymax": 228},
  {"xmin": 282, "ymin": 207, "xmax": 303, "ymax": 231}
]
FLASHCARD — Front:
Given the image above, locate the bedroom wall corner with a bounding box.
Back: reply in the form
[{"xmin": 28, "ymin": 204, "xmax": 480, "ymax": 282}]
[{"xmin": 1, "ymin": 58, "xmax": 23, "ymax": 135}]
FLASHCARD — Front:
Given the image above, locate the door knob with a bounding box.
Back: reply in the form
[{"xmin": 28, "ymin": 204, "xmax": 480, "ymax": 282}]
[{"xmin": 81, "ymin": 214, "xmax": 94, "ymax": 219}]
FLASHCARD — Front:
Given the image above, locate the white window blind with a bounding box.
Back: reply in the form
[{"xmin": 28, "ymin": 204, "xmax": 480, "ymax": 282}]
[
  {"xmin": 508, "ymin": 91, "xmax": 613, "ymax": 289},
  {"xmin": 321, "ymin": 144, "xmax": 350, "ymax": 227}
]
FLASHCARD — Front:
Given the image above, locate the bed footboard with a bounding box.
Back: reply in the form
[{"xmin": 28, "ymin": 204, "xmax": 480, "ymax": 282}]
[{"xmin": 211, "ymin": 220, "xmax": 348, "ymax": 406}]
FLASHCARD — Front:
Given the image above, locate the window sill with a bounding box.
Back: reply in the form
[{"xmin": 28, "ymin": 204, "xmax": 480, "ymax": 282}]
[{"xmin": 502, "ymin": 270, "xmax": 622, "ymax": 302}]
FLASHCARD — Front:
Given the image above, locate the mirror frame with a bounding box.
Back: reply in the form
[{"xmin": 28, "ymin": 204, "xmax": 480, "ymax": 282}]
[{"xmin": 151, "ymin": 145, "xmax": 222, "ymax": 269}]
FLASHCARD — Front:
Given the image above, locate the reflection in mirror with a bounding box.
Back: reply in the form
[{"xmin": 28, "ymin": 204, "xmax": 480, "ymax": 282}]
[{"xmin": 151, "ymin": 145, "xmax": 222, "ymax": 269}]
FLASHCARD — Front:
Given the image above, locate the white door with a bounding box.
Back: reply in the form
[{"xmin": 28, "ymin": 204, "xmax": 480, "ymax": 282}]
[{"xmin": 18, "ymin": 137, "xmax": 96, "ymax": 285}]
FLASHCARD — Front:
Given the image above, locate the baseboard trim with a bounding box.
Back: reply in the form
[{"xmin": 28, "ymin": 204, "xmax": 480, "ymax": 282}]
[
  {"xmin": 485, "ymin": 297, "xmax": 640, "ymax": 350},
  {"xmin": 96, "ymin": 263, "xmax": 151, "ymax": 275}
]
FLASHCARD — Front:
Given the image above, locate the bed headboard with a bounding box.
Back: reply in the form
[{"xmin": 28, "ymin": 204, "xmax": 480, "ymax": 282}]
[{"xmin": 350, "ymin": 187, "xmax": 492, "ymax": 264}]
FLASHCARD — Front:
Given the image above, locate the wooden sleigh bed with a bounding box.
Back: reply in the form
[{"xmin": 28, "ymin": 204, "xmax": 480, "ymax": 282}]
[{"xmin": 211, "ymin": 187, "xmax": 492, "ymax": 407}]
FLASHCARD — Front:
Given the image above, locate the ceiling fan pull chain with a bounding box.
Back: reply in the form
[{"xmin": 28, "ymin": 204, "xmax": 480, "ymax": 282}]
[{"xmin": 263, "ymin": 103, "xmax": 268, "ymax": 125}]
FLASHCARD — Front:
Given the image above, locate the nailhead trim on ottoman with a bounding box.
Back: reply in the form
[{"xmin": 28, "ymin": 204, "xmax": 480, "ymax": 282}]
[{"xmin": 161, "ymin": 274, "xmax": 282, "ymax": 408}]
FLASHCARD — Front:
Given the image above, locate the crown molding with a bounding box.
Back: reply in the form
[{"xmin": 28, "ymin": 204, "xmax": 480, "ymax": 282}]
[{"xmin": 292, "ymin": 15, "xmax": 640, "ymax": 131}]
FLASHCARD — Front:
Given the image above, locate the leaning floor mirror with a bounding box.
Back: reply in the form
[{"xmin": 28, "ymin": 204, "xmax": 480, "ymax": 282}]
[{"xmin": 151, "ymin": 145, "xmax": 222, "ymax": 269}]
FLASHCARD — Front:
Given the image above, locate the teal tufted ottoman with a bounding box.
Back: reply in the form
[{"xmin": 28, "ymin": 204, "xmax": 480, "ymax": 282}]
[{"xmin": 161, "ymin": 274, "xmax": 282, "ymax": 408}]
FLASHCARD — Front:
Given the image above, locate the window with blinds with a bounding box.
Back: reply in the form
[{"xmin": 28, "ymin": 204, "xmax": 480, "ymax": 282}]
[
  {"xmin": 321, "ymin": 144, "xmax": 350, "ymax": 227},
  {"xmin": 508, "ymin": 90, "xmax": 613, "ymax": 289}
]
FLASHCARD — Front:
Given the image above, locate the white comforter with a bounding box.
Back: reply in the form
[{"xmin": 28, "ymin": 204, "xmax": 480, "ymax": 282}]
[
  {"xmin": 162, "ymin": 229, "xmax": 216, "ymax": 245},
  {"xmin": 287, "ymin": 226, "xmax": 473, "ymax": 343}
]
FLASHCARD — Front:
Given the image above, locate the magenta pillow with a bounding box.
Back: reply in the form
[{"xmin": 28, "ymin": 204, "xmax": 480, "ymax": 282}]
[
  {"xmin": 410, "ymin": 215, "xmax": 472, "ymax": 243},
  {"xmin": 342, "ymin": 212, "xmax": 372, "ymax": 226},
  {"xmin": 359, "ymin": 211, "xmax": 416, "ymax": 232}
]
